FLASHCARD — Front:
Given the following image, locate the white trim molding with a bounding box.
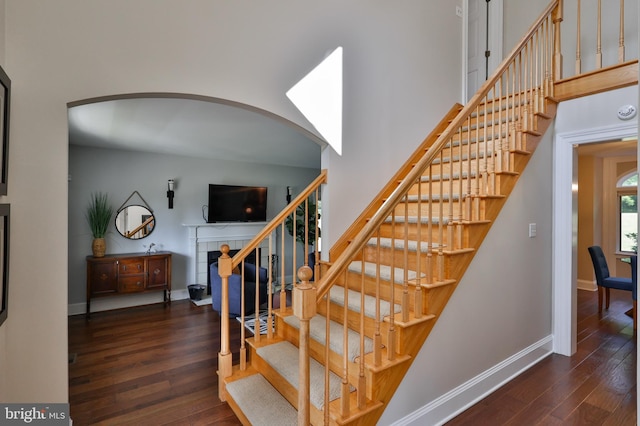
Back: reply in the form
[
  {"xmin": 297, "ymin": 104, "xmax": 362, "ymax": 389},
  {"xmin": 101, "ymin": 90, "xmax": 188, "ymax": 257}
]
[
  {"xmin": 553, "ymin": 122, "xmax": 638, "ymax": 356},
  {"xmin": 389, "ymin": 336, "xmax": 553, "ymax": 426}
]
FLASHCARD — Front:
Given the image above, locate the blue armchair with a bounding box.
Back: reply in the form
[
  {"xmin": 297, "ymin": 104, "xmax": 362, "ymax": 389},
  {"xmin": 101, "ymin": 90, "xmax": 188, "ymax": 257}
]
[
  {"xmin": 210, "ymin": 262, "xmax": 269, "ymax": 317},
  {"xmin": 588, "ymin": 245, "xmax": 637, "ymax": 329}
]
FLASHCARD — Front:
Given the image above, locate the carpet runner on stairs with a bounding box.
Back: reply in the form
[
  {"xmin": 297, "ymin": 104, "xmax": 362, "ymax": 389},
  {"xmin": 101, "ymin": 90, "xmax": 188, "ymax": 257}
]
[
  {"xmin": 256, "ymin": 340, "xmax": 345, "ymax": 409},
  {"xmin": 225, "ymin": 373, "xmax": 298, "ymax": 426}
]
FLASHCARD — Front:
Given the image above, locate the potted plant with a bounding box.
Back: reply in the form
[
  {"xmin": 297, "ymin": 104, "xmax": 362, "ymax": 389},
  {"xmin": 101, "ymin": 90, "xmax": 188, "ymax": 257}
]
[
  {"xmin": 285, "ymin": 197, "xmax": 320, "ymax": 279},
  {"xmin": 86, "ymin": 192, "xmax": 114, "ymax": 257}
]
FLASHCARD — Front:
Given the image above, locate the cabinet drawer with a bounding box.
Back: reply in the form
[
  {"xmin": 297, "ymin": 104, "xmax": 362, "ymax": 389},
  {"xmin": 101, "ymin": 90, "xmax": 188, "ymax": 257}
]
[
  {"xmin": 119, "ymin": 275, "xmax": 146, "ymax": 292},
  {"xmin": 119, "ymin": 259, "xmax": 144, "ymax": 275}
]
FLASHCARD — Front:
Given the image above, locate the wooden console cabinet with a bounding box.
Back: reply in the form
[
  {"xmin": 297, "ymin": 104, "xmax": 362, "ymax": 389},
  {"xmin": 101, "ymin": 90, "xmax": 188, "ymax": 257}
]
[{"xmin": 86, "ymin": 251, "xmax": 172, "ymax": 318}]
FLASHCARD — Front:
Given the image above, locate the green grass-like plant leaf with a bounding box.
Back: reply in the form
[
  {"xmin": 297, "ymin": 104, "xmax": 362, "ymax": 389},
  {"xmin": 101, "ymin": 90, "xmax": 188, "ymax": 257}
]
[{"xmin": 86, "ymin": 192, "xmax": 114, "ymax": 238}]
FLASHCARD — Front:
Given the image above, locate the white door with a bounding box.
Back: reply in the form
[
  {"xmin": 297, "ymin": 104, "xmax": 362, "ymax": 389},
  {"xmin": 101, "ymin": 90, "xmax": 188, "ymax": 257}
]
[
  {"xmin": 464, "ymin": 0, "xmax": 503, "ymax": 102},
  {"xmin": 467, "ymin": 0, "xmax": 487, "ymax": 99}
]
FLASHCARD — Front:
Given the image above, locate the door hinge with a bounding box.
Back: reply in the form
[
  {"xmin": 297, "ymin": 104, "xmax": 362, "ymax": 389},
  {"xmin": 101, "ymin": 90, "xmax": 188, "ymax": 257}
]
[{"xmin": 485, "ymin": 50, "xmax": 491, "ymax": 58}]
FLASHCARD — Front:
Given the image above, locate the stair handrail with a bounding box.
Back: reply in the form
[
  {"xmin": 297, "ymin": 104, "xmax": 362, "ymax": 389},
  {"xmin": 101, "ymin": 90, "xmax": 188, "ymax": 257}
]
[{"xmin": 315, "ymin": 0, "xmax": 562, "ymax": 301}]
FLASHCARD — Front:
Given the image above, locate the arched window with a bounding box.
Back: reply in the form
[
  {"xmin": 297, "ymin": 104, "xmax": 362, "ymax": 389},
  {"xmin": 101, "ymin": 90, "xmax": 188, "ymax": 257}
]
[{"xmin": 617, "ymin": 171, "xmax": 637, "ymax": 253}]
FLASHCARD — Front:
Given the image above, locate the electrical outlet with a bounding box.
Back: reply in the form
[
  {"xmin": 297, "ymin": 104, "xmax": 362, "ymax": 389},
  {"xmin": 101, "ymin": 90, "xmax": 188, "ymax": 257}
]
[
  {"xmin": 529, "ymin": 223, "xmax": 537, "ymax": 238},
  {"xmin": 456, "ymin": 6, "xmax": 463, "ymax": 17}
]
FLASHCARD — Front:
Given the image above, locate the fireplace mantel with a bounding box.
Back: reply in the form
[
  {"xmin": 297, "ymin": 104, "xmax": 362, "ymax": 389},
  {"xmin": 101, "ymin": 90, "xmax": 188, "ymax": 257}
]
[{"xmin": 183, "ymin": 222, "xmax": 270, "ymax": 285}]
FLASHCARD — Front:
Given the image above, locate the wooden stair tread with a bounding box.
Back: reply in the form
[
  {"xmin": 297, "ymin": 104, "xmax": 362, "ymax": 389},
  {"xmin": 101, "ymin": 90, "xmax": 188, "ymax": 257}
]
[
  {"xmin": 256, "ymin": 340, "xmax": 347, "ymax": 410},
  {"xmin": 384, "ymin": 311, "xmax": 436, "ymax": 327},
  {"xmin": 225, "ymin": 373, "xmax": 298, "ymax": 426}
]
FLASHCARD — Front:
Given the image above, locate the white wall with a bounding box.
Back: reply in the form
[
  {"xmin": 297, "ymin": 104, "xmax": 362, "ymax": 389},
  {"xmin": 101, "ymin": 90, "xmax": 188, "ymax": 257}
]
[
  {"xmin": 0, "ymin": 1, "xmax": 560, "ymax": 422},
  {"xmin": 68, "ymin": 145, "xmax": 319, "ymax": 310}
]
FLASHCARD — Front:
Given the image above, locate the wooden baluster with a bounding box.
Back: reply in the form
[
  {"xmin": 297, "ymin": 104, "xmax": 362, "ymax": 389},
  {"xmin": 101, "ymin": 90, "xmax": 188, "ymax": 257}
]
[
  {"xmin": 447, "ymin": 138, "xmax": 455, "ymax": 250},
  {"xmin": 304, "ymin": 198, "xmax": 309, "ymax": 264},
  {"xmin": 402, "ymin": 192, "xmax": 410, "ymax": 323},
  {"xmin": 465, "ymin": 115, "xmax": 473, "ymax": 221},
  {"xmin": 293, "ymin": 265, "xmax": 316, "ymax": 426},
  {"xmin": 240, "ymin": 261, "xmax": 247, "ymax": 369},
  {"xmin": 313, "ymin": 189, "xmax": 320, "ymax": 280},
  {"xmin": 374, "ymin": 236, "xmax": 382, "ymax": 366},
  {"xmin": 473, "ymin": 105, "xmax": 481, "ymax": 220},
  {"xmin": 252, "ymin": 256, "xmax": 261, "ymax": 344},
  {"xmin": 438, "ymin": 151, "xmax": 445, "ymax": 282},
  {"xmin": 575, "ymin": 0, "xmax": 581, "ymax": 74},
  {"xmin": 280, "ymin": 222, "xmax": 287, "ymax": 313},
  {"xmin": 415, "ymin": 175, "xmax": 423, "ymax": 319},
  {"xmin": 619, "ymin": 0, "xmax": 625, "ymax": 63},
  {"xmin": 358, "ymin": 249, "xmax": 367, "ymax": 408},
  {"xmin": 217, "ymin": 244, "xmax": 233, "ymax": 401},
  {"xmin": 531, "ymin": 28, "xmax": 540, "ymax": 116},
  {"xmin": 341, "ymin": 270, "xmax": 350, "ymax": 418},
  {"xmin": 596, "ymin": 0, "xmax": 602, "ymax": 68},
  {"xmin": 267, "ymin": 236, "xmax": 273, "ymax": 339},
  {"xmin": 426, "ymin": 167, "xmax": 434, "ymax": 287},
  {"xmin": 456, "ymin": 130, "xmax": 463, "ymax": 249},
  {"xmin": 388, "ymin": 210, "xmax": 396, "ymax": 361},
  {"xmin": 324, "ymin": 295, "xmax": 331, "ymax": 425}
]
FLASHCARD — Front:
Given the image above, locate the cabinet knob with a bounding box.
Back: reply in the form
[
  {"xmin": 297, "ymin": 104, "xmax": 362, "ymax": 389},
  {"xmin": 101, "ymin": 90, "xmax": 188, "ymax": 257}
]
[{"xmin": 153, "ymin": 268, "xmax": 161, "ymax": 275}]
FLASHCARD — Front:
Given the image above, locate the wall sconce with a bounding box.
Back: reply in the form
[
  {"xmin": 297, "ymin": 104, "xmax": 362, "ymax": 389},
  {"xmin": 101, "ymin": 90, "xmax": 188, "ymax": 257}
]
[
  {"xmin": 286, "ymin": 186, "xmax": 292, "ymax": 203},
  {"xmin": 167, "ymin": 179, "xmax": 175, "ymax": 209}
]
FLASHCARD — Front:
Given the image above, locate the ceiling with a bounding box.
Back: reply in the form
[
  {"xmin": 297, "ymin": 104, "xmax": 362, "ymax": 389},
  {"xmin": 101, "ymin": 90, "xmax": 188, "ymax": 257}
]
[{"xmin": 68, "ymin": 96, "xmax": 324, "ymax": 169}]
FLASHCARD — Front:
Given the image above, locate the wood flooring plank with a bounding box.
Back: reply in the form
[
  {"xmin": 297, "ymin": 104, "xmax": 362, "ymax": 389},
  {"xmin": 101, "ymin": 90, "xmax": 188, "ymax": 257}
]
[
  {"xmin": 69, "ymin": 300, "xmax": 243, "ymax": 425},
  {"xmin": 447, "ymin": 288, "xmax": 636, "ymax": 425}
]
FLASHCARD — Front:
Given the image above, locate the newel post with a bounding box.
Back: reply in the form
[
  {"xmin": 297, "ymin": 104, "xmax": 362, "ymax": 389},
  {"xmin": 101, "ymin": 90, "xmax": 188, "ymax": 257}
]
[
  {"xmin": 293, "ymin": 266, "xmax": 316, "ymax": 426},
  {"xmin": 217, "ymin": 244, "xmax": 233, "ymax": 401}
]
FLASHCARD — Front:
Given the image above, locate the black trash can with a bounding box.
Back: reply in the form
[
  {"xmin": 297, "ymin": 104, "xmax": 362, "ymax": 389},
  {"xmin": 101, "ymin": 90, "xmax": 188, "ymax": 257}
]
[{"xmin": 188, "ymin": 284, "xmax": 206, "ymax": 301}]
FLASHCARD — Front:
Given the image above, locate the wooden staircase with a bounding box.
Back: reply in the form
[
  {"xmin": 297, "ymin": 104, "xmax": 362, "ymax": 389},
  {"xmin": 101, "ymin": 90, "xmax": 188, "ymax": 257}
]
[{"xmin": 214, "ymin": 1, "xmax": 637, "ymax": 424}]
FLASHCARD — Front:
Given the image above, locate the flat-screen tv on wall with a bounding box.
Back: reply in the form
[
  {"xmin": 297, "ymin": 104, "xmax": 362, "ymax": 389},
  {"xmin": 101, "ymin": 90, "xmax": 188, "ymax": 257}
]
[{"xmin": 207, "ymin": 184, "xmax": 268, "ymax": 223}]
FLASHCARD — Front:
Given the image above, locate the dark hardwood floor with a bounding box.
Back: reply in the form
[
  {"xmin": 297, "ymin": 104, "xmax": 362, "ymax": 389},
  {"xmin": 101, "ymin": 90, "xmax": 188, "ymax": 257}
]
[
  {"xmin": 69, "ymin": 289, "xmax": 636, "ymax": 425},
  {"xmin": 68, "ymin": 300, "xmax": 243, "ymax": 425},
  {"xmin": 447, "ymin": 288, "xmax": 637, "ymax": 425}
]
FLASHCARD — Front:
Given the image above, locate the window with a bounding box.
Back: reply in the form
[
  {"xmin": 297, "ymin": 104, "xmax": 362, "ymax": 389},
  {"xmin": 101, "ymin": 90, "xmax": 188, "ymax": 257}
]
[{"xmin": 618, "ymin": 172, "xmax": 637, "ymax": 253}]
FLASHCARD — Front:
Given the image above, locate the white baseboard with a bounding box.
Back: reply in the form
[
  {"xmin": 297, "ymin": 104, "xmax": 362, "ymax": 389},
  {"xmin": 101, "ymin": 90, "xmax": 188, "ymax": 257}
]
[
  {"xmin": 577, "ymin": 279, "xmax": 597, "ymax": 291},
  {"xmin": 389, "ymin": 335, "xmax": 554, "ymax": 426},
  {"xmin": 68, "ymin": 288, "xmax": 190, "ymax": 316}
]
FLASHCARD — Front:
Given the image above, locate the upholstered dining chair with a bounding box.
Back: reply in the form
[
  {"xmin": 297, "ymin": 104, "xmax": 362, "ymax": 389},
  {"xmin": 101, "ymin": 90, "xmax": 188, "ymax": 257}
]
[{"xmin": 588, "ymin": 245, "xmax": 637, "ymax": 329}]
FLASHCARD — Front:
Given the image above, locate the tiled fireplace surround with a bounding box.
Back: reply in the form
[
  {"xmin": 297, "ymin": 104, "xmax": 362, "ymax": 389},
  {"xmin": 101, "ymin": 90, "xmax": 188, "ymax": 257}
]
[{"xmin": 184, "ymin": 222, "xmax": 270, "ymax": 289}]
